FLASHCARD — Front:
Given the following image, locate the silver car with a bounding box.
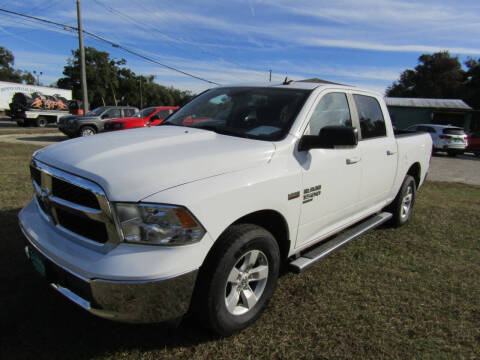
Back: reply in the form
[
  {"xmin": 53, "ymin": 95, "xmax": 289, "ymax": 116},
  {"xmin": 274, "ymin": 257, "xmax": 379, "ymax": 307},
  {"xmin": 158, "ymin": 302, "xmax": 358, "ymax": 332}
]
[{"xmin": 406, "ymin": 124, "xmax": 467, "ymax": 156}]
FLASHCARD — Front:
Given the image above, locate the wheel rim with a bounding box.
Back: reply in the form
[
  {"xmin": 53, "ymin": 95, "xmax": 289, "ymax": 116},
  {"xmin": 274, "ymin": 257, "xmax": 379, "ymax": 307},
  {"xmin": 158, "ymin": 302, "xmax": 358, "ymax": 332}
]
[
  {"xmin": 224, "ymin": 249, "xmax": 269, "ymax": 316},
  {"xmin": 81, "ymin": 128, "xmax": 94, "ymax": 136},
  {"xmin": 400, "ymin": 185, "xmax": 413, "ymax": 220}
]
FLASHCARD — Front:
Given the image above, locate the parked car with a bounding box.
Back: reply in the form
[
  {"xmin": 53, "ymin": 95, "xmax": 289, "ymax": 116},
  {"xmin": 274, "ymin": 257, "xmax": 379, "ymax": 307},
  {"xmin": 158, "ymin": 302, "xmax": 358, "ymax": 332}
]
[
  {"xmin": 20, "ymin": 82, "xmax": 432, "ymax": 335},
  {"xmin": 466, "ymin": 132, "xmax": 480, "ymax": 156},
  {"xmin": 405, "ymin": 124, "xmax": 467, "ymax": 156},
  {"xmin": 58, "ymin": 106, "xmax": 139, "ymax": 137},
  {"xmin": 104, "ymin": 106, "xmax": 178, "ymax": 131}
]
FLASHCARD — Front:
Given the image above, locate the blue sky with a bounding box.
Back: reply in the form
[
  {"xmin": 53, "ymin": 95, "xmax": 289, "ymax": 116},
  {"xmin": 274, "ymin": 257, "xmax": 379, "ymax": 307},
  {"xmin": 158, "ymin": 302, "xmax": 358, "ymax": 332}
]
[{"xmin": 1, "ymin": 0, "xmax": 480, "ymax": 95}]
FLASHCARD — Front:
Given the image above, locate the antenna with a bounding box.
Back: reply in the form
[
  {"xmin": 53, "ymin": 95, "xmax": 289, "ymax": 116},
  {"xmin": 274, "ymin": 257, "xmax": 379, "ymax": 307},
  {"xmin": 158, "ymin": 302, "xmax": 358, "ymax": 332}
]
[{"xmin": 283, "ymin": 76, "xmax": 294, "ymax": 85}]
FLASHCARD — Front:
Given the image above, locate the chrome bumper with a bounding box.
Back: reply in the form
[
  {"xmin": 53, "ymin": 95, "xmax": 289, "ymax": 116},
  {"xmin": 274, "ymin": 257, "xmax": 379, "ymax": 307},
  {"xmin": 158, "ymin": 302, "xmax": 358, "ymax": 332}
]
[{"xmin": 20, "ymin": 221, "xmax": 198, "ymax": 323}]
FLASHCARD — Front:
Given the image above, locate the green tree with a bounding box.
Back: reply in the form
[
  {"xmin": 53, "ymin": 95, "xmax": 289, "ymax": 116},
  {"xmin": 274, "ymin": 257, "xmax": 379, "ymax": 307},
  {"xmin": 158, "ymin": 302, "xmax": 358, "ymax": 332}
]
[
  {"xmin": 0, "ymin": 46, "xmax": 35, "ymax": 84},
  {"xmin": 387, "ymin": 51, "xmax": 466, "ymax": 99},
  {"xmin": 58, "ymin": 47, "xmax": 123, "ymax": 108},
  {"xmin": 464, "ymin": 58, "xmax": 480, "ymax": 109},
  {"xmin": 57, "ymin": 47, "xmax": 193, "ymax": 109}
]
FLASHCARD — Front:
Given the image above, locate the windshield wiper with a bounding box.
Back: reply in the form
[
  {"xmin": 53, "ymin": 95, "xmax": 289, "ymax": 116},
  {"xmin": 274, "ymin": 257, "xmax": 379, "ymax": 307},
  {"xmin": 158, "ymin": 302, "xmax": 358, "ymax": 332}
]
[{"xmin": 193, "ymin": 125, "xmax": 257, "ymax": 139}]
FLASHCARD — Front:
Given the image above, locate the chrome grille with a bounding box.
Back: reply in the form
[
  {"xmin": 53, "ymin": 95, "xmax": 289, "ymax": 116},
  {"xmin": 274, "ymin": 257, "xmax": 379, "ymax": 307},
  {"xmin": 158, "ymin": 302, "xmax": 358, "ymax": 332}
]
[{"xmin": 30, "ymin": 159, "xmax": 118, "ymax": 248}]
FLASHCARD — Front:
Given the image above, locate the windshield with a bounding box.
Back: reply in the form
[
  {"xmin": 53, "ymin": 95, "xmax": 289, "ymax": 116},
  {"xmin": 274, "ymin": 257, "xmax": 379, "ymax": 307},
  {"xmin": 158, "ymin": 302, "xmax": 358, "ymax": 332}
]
[
  {"xmin": 162, "ymin": 87, "xmax": 311, "ymax": 141},
  {"xmin": 86, "ymin": 107, "xmax": 106, "ymax": 116},
  {"xmin": 136, "ymin": 107, "xmax": 157, "ymax": 118}
]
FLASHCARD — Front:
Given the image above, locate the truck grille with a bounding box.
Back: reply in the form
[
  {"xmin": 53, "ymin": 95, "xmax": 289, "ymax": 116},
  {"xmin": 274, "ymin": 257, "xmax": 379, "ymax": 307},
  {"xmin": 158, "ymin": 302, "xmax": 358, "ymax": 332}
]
[
  {"xmin": 52, "ymin": 177, "xmax": 100, "ymax": 210},
  {"xmin": 30, "ymin": 159, "xmax": 118, "ymax": 247}
]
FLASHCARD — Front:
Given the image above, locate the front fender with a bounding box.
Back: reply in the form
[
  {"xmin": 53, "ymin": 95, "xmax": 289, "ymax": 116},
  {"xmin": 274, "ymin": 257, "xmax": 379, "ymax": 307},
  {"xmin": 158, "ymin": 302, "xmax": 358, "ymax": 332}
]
[{"xmin": 142, "ymin": 157, "xmax": 302, "ymax": 256}]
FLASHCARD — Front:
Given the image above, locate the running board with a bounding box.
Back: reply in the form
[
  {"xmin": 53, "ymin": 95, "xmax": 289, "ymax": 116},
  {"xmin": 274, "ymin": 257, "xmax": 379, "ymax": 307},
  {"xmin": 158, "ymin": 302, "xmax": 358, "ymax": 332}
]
[{"xmin": 289, "ymin": 212, "xmax": 392, "ymax": 273}]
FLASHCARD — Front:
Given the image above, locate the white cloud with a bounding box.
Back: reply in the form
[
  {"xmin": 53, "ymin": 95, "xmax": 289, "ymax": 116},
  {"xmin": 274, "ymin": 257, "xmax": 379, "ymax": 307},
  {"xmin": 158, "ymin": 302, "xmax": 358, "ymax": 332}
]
[{"xmin": 300, "ymin": 39, "xmax": 480, "ymax": 56}]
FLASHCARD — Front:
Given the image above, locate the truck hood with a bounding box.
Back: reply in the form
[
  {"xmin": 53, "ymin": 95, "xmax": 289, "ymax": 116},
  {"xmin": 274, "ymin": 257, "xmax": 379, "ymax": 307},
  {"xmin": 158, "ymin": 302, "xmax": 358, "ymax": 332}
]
[
  {"xmin": 59, "ymin": 115, "xmax": 98, "ymax": 123},
  {"xmin": 34, "ymin": 126, "xmax": 276, "ymax": 201}
]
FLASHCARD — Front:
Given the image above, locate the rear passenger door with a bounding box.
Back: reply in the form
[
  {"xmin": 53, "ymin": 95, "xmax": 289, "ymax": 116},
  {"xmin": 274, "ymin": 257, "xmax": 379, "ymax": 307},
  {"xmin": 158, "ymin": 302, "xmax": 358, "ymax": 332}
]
[{"xmin": 353, "ymin": 94, "xmax": 397, "ymax": 209}]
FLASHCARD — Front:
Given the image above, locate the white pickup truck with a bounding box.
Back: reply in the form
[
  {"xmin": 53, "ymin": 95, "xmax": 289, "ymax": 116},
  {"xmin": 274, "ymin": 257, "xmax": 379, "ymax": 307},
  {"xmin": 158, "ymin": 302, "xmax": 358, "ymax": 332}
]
[{"xmin": 19, "ymin": 82, "xmax": 432, "ymax": 335}]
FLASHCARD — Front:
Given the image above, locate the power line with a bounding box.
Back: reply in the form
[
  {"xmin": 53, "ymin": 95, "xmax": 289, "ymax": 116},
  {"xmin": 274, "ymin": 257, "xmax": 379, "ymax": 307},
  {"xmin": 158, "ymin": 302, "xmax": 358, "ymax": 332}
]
[
  {"xmin": 0, "ymin": 7, "xmax": 221, "ymax": 86},
  {"xmin": 93, "ymin": 0, "xmax": 257, "ymax": 81}
]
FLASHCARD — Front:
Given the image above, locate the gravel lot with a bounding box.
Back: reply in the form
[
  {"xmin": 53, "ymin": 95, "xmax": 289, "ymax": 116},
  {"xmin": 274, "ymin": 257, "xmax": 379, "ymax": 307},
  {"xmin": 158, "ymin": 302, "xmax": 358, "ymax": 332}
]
[{"xmin": 429, "ymin": 152, "xmax": 480, "ymax": 185}]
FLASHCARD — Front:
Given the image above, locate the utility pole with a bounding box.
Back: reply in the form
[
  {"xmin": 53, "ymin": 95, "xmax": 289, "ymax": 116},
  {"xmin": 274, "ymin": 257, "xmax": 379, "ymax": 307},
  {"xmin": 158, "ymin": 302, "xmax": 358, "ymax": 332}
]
[
  {"xmin": 33, "ymin": 70, "xmax": 42, "ymax": 85},
  {"xmin": 139, "ymin": 78, "xmax": 143, "ymax": 109},
  {"xmin": 76, "ymin": 0, "xmax": 88, "ymax": 114},
  {"xmin": 269, "ymin": 69, "xmax": 272, "ymax": 82}
]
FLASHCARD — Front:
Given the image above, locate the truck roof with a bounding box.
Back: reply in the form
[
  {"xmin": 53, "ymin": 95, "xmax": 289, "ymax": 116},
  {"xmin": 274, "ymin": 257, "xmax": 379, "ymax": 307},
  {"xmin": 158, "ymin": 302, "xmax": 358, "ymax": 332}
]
[{"xmin": 216, "ymin": 81, "xmax": 381, "ymax": 97}]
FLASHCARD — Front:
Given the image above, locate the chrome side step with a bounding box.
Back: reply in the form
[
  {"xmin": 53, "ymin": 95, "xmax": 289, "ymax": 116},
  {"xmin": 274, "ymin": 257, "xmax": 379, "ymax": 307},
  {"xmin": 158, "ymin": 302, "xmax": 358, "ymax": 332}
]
[{"xmin": 289, "ymin": 212, "xmax": 392, "ymax": 273}]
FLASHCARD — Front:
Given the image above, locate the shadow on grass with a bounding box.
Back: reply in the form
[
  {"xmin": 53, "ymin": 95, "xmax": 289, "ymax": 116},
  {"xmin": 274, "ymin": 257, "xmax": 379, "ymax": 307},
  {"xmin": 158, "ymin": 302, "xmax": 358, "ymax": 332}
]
[
  {"xmin": 17, "ymin": 135, "xmax": 67, "ymax": 143},
  {"xmin": 0, "ymin": 208, "xmax": 218, "ymax": 359}
]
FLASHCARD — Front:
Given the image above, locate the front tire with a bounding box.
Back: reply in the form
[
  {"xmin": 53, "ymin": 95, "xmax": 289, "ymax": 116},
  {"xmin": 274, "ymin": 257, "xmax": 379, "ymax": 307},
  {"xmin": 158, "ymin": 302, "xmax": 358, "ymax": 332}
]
[
  {"xmin": 79, "ymin": 126, "xmax": 96, "ymax": 137},
  {"xmin": 387, "ymin": 175, "xmax": 416, "ymax": 227},
  {"xmin": 195, "ymin": 224, "xmax": 280, "ymax": 336}
]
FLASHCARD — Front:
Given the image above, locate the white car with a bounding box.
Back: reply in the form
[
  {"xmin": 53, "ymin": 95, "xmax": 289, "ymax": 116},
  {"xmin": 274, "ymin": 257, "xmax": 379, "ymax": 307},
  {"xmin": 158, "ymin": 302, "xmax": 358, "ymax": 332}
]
[
  {"xmin": 19, "ymin": 82, "xmax": 432, "ymax": 335},
  {"xmin": 406, "ymin": 123, "xmax": 467, "ymax": 156}
]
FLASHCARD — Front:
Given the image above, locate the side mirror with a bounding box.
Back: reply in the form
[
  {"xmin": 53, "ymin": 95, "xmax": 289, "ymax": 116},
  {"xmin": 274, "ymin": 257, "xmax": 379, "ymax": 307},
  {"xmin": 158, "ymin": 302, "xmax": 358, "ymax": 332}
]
[
  {"xmin": 101, "ymin": 114, "xmax": 109, "ymax": 119},
  {"xmin": 298, "ymin": 126, "xmax": 358, "ymax": 152}
]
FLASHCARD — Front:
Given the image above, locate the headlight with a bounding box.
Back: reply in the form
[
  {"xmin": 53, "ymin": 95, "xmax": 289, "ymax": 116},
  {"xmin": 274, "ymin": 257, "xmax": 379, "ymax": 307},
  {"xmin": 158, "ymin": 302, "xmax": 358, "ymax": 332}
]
[{"xmin": 115, "ymin": 203, "xmax": 205, "ymax": 246}]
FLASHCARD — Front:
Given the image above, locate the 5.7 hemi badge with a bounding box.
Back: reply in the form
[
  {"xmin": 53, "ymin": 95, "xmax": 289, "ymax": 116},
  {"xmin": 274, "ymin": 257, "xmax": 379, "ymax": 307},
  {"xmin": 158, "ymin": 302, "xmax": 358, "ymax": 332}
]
[{"xmin": 303, "ymin": 185, "xmax": 322, "ymax": 204}]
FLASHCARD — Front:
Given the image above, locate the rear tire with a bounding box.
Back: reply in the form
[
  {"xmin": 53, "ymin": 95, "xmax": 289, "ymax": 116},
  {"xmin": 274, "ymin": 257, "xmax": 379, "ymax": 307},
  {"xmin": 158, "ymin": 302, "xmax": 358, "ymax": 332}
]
[
  {"xmin": 194, "ymin": 224, "xmax": 280, "ymax": 336},
  {"xmin": 79, "ymin": 126, "xmax": 96, "ymax": 137},
  {"xmin": 36, "ymin": 116, "xmax": 47, "ymax": 127},
  {"xmin": 387, "ymin": 175, "xmax": 416, "ymax": 227}
]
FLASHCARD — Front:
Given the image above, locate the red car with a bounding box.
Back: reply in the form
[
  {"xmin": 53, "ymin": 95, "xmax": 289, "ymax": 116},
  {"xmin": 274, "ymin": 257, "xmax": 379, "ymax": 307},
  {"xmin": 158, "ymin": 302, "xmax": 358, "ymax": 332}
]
[
  {"xmin": 104, "ymin": 106, "xmax": 179, "ymax": 131},
  {"xmin": 466, "ymin": 132, "xmax": 480, "ymax": 156}
]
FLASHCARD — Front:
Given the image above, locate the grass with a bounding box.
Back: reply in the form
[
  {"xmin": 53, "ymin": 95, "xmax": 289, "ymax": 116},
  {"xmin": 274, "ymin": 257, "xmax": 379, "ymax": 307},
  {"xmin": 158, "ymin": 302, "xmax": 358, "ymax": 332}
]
[
  {"xmin": 0, "ymin": 128, "xmax": 61, "ymax": 136},
  {"xmin": 0, "ymin": 142, "xmax": 479, "ymax": 359},
  {"xmin": 0, "ymin": 120, "xmax": 61, "ymax": 136}
]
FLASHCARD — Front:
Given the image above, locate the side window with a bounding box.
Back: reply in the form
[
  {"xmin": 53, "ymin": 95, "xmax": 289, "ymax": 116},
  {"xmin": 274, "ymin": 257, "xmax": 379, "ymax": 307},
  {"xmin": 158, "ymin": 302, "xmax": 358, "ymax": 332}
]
[
  {"xmin": 155, "ymin": 110, "xmax": 170, "ymax": 119},
  {"xmin": 307, "ymin": 92, "xmax": 352, "ymax": 136},
  {"xmin": 124, "ymin": 109, "xmax": 135, "ymax": 117},
  {"xmin": 104, "ymin": 108, "xmax": 121, "ymax": 118},
  {"xmin": 353, "ymin": 95, "xmax": 386, "ymax": 139}
]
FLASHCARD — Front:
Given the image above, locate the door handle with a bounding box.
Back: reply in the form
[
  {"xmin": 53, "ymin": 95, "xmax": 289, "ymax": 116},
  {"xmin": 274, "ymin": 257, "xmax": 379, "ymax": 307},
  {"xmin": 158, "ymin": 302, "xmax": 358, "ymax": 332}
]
[
  {"xmin": 346, "ymin": 157, "xmax": 361, "ymax": 165},
  {"xmin": 386, "ymin": 150, "xmax": 396, "ymax": 156}
]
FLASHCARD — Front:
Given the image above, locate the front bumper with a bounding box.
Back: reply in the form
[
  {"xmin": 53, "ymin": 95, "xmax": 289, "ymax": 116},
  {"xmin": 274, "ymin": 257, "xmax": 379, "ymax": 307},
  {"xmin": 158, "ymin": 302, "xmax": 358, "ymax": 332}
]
[
  {"xmin": 19, "ymin": 202, "xmax": 200, "ymax": 323},
  {"xmin": 58, "ymin": 123, "xmax": 79, "ymax": 136}
]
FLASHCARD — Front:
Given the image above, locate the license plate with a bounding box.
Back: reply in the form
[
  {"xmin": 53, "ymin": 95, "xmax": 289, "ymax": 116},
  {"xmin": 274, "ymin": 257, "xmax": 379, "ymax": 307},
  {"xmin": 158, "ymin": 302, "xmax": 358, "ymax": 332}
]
[
  {"xmin": 29, "ymin": 248, "xmax": 46, "ymax": 277},
  {"xmin": 455, "ymin": 138, "xmax": 463, "ymax": 143}
]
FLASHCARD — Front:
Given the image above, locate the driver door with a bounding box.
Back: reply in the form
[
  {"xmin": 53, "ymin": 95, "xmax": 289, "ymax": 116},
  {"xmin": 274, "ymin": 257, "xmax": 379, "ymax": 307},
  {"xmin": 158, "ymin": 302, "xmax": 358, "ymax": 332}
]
[{"xmin": 296, "ymin": 91, "xmax": 362, "ymax": 247}]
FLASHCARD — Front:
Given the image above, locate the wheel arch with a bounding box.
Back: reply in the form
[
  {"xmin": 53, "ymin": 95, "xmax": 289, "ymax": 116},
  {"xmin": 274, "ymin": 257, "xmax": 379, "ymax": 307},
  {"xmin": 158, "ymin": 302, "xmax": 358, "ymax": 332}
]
[
  {"xmin": 406, "ymin": 162, "xmax": 421, "ymax": 188},
  {"xmin": 200, "ymin": 209, "xmax": 291, "ymax": 272},
  {"xmin": 231, "ymin": 209, "xmax": 290, "ymax": 262},
  {"xmin": 79, "ymin": 123, "xmax": 98, "ymax": 131}
]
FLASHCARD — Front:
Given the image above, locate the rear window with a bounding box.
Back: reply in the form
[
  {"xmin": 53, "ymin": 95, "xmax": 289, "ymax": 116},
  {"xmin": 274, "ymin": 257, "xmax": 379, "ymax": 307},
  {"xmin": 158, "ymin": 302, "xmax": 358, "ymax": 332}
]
[
  {"xmin": 124, "ymin": 108, "xmax": 137, "ymax": 117},
  {"xmin": 443, "ymin": 128, "xmax": 465, "ymax": 135}
]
